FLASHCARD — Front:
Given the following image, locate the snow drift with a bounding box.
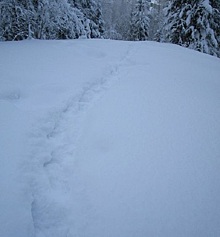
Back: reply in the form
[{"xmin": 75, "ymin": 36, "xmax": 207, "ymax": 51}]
[{"xmin": 0, "ymin": 39, "xmax": 220, "ymax": 237}]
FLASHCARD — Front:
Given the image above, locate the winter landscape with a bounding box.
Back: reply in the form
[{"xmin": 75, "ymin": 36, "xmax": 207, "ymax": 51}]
[{"xmin": 0, "ymin": 1, "xmax": 220, "ymax": 237}]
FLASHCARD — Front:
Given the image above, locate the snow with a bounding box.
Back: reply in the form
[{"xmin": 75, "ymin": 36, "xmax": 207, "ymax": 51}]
[
  {"xmin": 202, "ymin": 0, "xmax": 213, "ymax": 14},
  {"xmin": 0, "ymin": 39, "xmax": 220, "ymax": 237},
  {"xmin": 0, "ymin": 101, "xmax": 33, "ymax": 237}
]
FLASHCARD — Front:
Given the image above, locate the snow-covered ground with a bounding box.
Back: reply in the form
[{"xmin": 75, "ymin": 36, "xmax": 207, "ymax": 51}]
[{"xmin": 0, "ymin": 39, "xmax": 220, "ymax": 237}]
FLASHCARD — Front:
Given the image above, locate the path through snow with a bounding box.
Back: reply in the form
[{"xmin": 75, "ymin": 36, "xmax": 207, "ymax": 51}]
[
  {"xmin": 28, "ymin": 42, "xmax": 134, "ymax": 237},
  {"xmin": 1, "ymin": 40, "xmax": 220, "ymax": 237}
]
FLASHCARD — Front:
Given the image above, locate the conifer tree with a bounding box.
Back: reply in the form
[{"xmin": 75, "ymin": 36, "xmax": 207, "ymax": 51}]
[
  {"xmin": 0, "ymin": 0, "xmax": 28, "ymax": 40},
  {"xmin": 70, "ymin": 0, "xmax": 105, "ymax": 38},
  {"xmin": 0, "ymin": 0, "xmax": 105, "ymax": 41},
  {"xmin": 129, "ymin": 0, "xmax": 150, "ymax": 41},
  {"xmin": 164, "ymin": 0, "xmax": 220, "ymax": 57},
  {"xmin": 148, "ymin": 0, "xmax": 168, "ymax": 41},
  {"xmin": 100, "ymin": 0, "xmax": 134, "ymax": 40}
]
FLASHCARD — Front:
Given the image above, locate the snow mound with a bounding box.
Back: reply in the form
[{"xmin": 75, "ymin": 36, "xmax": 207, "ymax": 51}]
[{"xmin": 0, "ymin": 39, "xmax": 220, "ymax": 237}]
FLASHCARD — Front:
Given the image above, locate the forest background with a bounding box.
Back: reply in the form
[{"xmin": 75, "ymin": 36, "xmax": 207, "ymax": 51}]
[{"xmin": 0, "ymin": 0, "xmax": 219, "ymax": 57}]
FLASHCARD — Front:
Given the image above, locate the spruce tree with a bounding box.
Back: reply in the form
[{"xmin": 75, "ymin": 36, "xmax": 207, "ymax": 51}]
[
  {"xmin": 0, "ymin": 0, "xmax": 105, "ymax": 41},
  {"xmin": 0, "ymin": 0, "xmax": 28, "ymax": 40},
  {"xmin": 71, "ymin": 0, "xmax": 105, "ymax": 38},
  {"xmin": 148, "ymin": 0, "xmax": 167, "ymax": 41},
  {"xmin": 129, "ymin": 0, "xmax": 150, "ymax": 41},
  {"xmin": 164, "ymin": 0, "xmax": 220, "ymax": 57}
]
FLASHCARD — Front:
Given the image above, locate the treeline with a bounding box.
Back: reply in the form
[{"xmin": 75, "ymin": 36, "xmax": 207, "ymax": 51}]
[
  {"xmin": 0, "ymin": 0, "xmax": 104, "ymax": 41},
  {"xmin": 0, "ymin": 0, "xmax": 220, "ymax": 58},
  {"xmin": 101, "ymin": 0, "xmax": 220, "ymax": 58}
]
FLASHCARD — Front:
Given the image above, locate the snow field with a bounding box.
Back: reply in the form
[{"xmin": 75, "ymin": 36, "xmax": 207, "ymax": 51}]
[
  {"xmin": 0, "ymin": 39, "xmax": 220, "ymax": 237},
  {"xmin": 74, "ymin": 42, "xmax": 220, "ymax": 237},
  {"xmin": 27, "ymin": 40, "xmax": 134, "ymax": 237}
]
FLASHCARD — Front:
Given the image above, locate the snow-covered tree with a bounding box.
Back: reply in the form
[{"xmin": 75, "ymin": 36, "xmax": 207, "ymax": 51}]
[
  {"xmin": 70, "ymin": 0, "xmax": 105, "ymax": 38},
  {"xmin": 129, "ymin": 0, "xmax": 150, "ymax": 41},
  {"xmin": 100, "ymin": 0, "xmax": 135, "ymax": 40},
  {"xmin": 0, "ymin": 0, "xmax": 29, "ymax": 40},
  {"xmin": 100, "ymin": 0, "xmax": 118, "ymax": 39},
  {"xmin": 148, "ymin": 0, "xmax": 168, "ymax": 41},
  {"xmin": 46, "ymin": 0, "xmax": 85, "ymax": 40},
  {"xmin": 164, "ymin": 0, "xmax": 220, "ymax": 57},
  {"xmin": 0, "ymin": 0, "xmax": 105, "ymax": 41},
  {"xmin": 100, "ymin": 0, "xmax": 168, "ymax": 41},
  {"xmin": 30, "ymin": 0, "xmax": 89, "ymax": 40}
]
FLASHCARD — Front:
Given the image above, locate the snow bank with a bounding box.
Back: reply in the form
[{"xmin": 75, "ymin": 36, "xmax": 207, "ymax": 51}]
[{"xmin": 0, "ymin": 39, "xmax": 220, "ymax": 237}]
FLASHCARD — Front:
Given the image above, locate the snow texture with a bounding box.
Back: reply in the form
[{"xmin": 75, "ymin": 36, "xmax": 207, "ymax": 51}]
[{"xmin": 0, "ymin": 39, "xmax": 220, "ymax": 237}]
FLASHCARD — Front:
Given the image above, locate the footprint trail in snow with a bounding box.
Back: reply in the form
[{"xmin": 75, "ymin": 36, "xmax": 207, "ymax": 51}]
[
  {"xmin": 28, "ymin": 43, "xmax": 134, "ymax": 237},
  {"xmin": 1, "ymin": 40, "xmax": 220, "ymax": 237}
]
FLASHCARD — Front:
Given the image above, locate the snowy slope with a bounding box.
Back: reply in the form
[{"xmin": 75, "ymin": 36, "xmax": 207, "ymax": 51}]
[{"xmin": 0, "ymin": 39, "xmax": 220, "ymax": 237}]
